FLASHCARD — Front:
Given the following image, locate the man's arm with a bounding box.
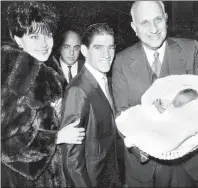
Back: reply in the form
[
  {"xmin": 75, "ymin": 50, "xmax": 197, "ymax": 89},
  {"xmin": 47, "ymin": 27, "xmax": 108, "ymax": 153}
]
[
  {"xmin": 112, "ymin": 56, "xmax": 130, "ymax": 116},
  {"xmin": 112, "ymin": 55, "xmax": 149, "ymax": 163},
  {"xmin": 60, "ymin": 87, "xmax": 92, "ymax": 187}
]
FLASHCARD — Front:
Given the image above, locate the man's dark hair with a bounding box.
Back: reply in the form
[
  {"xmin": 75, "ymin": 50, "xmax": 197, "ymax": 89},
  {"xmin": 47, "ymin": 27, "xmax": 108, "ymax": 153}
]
[
  {"xmin": 7, "ymin": 1, "xmax": 59, "ymax": 40},
  {"xmin": 82, "ymin": 23, "xmax": 114, "ymax": 47}
]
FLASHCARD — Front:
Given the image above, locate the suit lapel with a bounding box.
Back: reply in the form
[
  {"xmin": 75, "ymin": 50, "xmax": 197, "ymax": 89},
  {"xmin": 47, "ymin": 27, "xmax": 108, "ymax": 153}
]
[
  {"xmin": 107, "ymin": 76, "xmax": 116, "ymax": 115},
  {"xmin": 82, "ymin": 67, "xmax": 114, "ymax": 114},
  {"xmin": 159, "ymin": 45, "xmax": 170, "ymax": 77},
  {"xmin": 57, "ymin": 58, "xmax": 69, "ymax": 85},
  {"xmin": 129, "ymin": 39, "xmax": 186, "ymax": 87},
  {"xmin": 129, "ymin": 42, "xmax": 152, "ymax": 93},
  {"xmin": 166, "ymin": 38, "xmax": 187, "ymax": 75},
  {"xmin": 77, "ymin": 59, "xmax": 85, "ymax": 73}
]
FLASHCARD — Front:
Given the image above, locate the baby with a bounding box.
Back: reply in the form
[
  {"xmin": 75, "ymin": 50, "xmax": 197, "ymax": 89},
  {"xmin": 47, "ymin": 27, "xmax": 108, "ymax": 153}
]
[{"xmin": 153, "ymin": 89, "xmax": 198, "ymax": 113}]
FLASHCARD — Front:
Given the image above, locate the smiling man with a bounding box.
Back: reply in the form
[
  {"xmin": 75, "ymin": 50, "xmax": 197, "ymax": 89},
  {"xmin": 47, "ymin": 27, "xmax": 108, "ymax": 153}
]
[
  {"xmin": 60, "ymin": 23, "xmax": 120, "ymax": 187},
  {"xmin": 112, "ymin": 1, "xmax": 198, "ymax": 187}
]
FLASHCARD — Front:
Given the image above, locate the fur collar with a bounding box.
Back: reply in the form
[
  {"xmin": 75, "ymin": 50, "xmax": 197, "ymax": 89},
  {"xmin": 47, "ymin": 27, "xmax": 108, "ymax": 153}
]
[{"xmin": 2, "ymin": 44, "xmax": 65, "ymax": 109}]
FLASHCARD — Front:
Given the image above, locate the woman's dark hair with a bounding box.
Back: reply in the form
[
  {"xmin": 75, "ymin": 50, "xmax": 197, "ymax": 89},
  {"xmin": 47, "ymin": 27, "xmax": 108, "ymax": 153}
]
[
  {"xmin": 82, "ymin": 23, "xmax": 114, "ymax": 47},
  {"xmin": 7, "ymin": 1, "xmax": 59, "ymax": 40}
]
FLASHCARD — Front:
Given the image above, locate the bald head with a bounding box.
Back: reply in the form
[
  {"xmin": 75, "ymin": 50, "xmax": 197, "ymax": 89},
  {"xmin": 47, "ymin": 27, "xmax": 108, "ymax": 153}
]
[
  {"xmin": 131, "ymin": 1, "xmax": 166, "ymax": 24},
  {"xmin": 60, "ymin": 30, "xmax": 81, "ymax": 65},
  {"xmin": 62, "ymin": 30, "xmax": 81, "ymax": 44},
  {"xmin": 130, "ymin": 1, "xmax": 168, "ymax": 50}
]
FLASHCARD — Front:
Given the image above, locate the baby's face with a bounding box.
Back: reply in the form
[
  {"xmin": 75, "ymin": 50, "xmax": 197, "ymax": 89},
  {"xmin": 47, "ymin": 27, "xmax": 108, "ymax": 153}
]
[{"xmin": 172, "ymin": 94, "xmax": 194, "ymax": 108}]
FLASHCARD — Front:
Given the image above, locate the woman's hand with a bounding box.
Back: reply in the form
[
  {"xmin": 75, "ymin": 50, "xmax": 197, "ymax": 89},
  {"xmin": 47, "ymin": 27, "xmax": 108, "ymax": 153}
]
[{"xmin": 56, "ymin": 119, "xmax": 85, "ymax": 144}]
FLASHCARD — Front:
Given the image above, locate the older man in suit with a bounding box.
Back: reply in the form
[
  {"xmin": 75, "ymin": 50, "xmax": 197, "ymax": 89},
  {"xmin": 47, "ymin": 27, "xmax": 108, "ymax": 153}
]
[
  {"xmin": 60, "ymin": 23, "xmax": 120, "ymax": 187},
  {"xmin": 112, "ymin": 1, "xmax": 198, "ymax": 187},
  {"xmin": 58, "ymin": 30, "xmax": 84, "ymax": 83}
]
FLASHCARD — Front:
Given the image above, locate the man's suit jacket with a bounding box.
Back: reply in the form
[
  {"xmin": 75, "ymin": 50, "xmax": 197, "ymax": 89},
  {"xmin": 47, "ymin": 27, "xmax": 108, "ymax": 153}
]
[
  {"xmin": 58, "ymin": 59, "xmax": 85, "ymax": 84},
  {"xmin": 60, "ymin": 67, "xmax": 119, "ymax": 187},
  {"xmin": 112, "ymin": 37, "xmax": 198, "ymax": 184}
]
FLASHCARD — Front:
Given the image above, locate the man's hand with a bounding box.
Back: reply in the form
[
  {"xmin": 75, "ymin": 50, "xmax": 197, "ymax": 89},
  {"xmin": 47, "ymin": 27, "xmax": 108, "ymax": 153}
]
[
  {"xmin": 129, "ymin": 146, "xmax": 149, "ymax": 164},
  {"xmin": 57, "ymin": 119, "xmax": 85, "ymax": 144}
]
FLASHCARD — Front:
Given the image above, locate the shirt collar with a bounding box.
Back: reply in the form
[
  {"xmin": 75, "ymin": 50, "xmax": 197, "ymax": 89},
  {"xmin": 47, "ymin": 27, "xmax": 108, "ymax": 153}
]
[
  {"xmin": 85, "ymin": 61, "xmax": 106, "ymax": 82},
  {"xmin": 142, "ymin": 41, "xmax": 166, "ymax": 65},
  {"xmin": 59, "ymin": 57, "xmax": 78, "ymax": 68}
]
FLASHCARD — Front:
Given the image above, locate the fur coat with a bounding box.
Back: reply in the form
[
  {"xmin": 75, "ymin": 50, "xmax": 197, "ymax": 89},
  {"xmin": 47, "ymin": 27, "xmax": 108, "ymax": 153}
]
[{"xmin": 1, "ymin": 44, "xmax": 67, "ymax": 187}]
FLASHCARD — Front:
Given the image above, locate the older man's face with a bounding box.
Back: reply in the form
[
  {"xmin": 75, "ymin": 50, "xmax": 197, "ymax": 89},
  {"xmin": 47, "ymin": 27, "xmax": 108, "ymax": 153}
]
[
  {"xmin": 60, "ymin": 32, "xmax": 81, "ymax": 65},
  {"xmin": 131, "ymin": 1, "xmax": 167, "ymax": 50}
]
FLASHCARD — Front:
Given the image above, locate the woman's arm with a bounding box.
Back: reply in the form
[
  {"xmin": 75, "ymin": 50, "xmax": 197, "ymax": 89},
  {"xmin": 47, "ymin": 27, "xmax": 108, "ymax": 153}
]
[{"xmin": 1, "ymin": 89, "xmax": 58, "ymax": 180}]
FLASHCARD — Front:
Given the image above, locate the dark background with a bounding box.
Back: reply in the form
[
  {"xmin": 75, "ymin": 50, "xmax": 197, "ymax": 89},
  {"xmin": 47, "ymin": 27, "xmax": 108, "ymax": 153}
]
[{"xmin": 1, "ymin": 1, "xmax": 198, "ymax": 53}]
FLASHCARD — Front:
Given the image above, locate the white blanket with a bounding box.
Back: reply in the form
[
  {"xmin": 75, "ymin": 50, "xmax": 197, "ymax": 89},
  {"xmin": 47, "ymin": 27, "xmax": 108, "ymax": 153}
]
[{"xmin": 116, "ymin": 75, "xmax": 198, "ymax": 159}]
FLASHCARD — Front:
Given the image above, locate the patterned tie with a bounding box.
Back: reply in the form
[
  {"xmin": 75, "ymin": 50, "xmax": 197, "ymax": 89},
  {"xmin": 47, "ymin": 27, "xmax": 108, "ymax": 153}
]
[
  {"xmin": 152, "ymin": 51, "xmax": 161, "ymax": 77},
  {"xmin": 68, "ymin": 65, "xmax": 72, "ymax": 82},
  {"xmin": 102, "ymin": 76, "xmax": 114, "ymax": 110}
]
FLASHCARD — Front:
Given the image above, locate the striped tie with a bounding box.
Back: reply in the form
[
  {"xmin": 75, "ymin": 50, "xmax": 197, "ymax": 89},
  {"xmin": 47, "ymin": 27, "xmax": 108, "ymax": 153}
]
[{"xmin": 152, "ymin": 51, "xmax": 161, "ymax": 77}]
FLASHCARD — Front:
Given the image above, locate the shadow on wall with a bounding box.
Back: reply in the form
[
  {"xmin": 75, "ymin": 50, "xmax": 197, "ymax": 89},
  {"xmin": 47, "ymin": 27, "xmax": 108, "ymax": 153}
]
[
  {"xmin": 170, "ymin": 1, "xmax": 198, "ymax": 40},
  {"xmin": 1, "ymin": 1, "xmax": 198, "ymax": 52},
  {"xmin": 54, "ymin": 1, "xmax": 136, "ymax": 53},
  {"xmin": 1, "ymin": 1, "xmax": 135, "ymax": 53}
]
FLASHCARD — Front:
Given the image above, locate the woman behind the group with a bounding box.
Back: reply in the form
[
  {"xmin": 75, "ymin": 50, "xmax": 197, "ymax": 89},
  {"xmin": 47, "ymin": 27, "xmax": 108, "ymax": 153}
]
[{"xmin": 1, "ymin": 1, "xmax": 84, "ymax": 187}]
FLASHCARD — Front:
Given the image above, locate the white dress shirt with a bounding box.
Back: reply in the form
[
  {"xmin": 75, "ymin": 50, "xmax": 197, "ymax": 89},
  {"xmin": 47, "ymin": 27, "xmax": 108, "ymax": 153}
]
[
  {"xmin": 143, "ymin": 41, "xmax": 166, "ymax": 67},
  {"xmin": 60, "ymin": 58, "xmax": 78, "ymax": 83},
  {"xmin": 85, "ymin": 62, "xmax": 109, "ymax": 100}
]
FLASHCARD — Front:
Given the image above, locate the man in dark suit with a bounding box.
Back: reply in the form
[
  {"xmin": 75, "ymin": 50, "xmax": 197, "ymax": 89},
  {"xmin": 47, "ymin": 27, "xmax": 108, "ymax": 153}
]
[
  {"xmin": 58, "ymin": 30, "xmax": 84, "ymax": 83},
  {"xmin": 60, "ymin": 23, "xmax": 120, "ymax": 187},
  {"xmin": 112, "ymin": 1, "xmax": 198, "ymax": 187}
]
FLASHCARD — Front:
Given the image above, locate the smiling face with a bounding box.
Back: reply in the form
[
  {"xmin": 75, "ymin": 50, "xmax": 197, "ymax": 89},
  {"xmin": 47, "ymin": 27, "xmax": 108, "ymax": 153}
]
[
  {"xmin": 82, "ymin": 34, "xmax": 115, "ymax": 73},
  {"xmin": 60, "ymin": 31, "xmax": 81, "ymax": 65},
  {"xmin": 15, "ymin": 27, "xmax": 53, "ymax": 62},
  {"xmin": 131, "ymin": 1, "xmax": 167, "ymax": 50}
]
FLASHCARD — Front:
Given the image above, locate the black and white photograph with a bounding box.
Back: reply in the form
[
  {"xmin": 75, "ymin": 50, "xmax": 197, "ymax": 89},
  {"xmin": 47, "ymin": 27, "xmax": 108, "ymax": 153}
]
[{"xmin": 1, "ymin": 1, "xmax": 198, "ymax": 187}]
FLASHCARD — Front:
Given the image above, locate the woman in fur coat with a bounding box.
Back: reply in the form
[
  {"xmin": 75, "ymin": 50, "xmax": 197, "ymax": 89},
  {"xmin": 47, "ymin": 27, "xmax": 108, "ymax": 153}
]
[{"xmin": 1, "ymin": 2, "xmax": 84, "ymax": 187}]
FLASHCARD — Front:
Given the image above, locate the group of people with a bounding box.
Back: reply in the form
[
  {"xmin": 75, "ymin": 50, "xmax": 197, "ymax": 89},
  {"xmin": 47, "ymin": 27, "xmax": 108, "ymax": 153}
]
[{"xmin": 1, "ymin": 1, "xmax": 198, "ymax": 188}]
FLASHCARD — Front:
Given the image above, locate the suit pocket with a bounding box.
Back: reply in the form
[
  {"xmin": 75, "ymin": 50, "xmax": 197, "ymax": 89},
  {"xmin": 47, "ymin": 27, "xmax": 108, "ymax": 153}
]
[
  {"xmin": 86, "ymin": 141, "xmax": 106, "ymax": 159},
  {"xmin": 183, "ymin": 151, "xmax": 198, "ymax": 181},
  {"xmin": 125, "ymin": 148, "xmax": 156, "ymax": 183}
]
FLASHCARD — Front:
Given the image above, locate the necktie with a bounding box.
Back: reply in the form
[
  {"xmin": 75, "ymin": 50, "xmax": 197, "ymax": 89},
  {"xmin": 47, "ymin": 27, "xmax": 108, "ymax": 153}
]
[
  {"xmin": 68, "ymin": 65, "xmax": 72, "ymax": 82},
  {"xmin": 152, "ymin": 51, "xmax": 161, "ymax": 77},
  {"xmin": 102, "ymin": 76, "xmax": 114, "ymax": 110}
]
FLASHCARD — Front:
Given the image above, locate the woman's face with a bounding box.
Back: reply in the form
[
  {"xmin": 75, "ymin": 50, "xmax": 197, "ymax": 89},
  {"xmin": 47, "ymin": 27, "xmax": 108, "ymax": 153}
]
[{"xmin": 16, "ymin": 32, "xmax": 53, "ymax": 62}]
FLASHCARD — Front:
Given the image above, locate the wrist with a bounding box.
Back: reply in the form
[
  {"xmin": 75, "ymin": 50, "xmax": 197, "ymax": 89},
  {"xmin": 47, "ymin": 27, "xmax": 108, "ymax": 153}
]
[{"xmin": 56, "ymin": 131, "xmax": 63, "ymax": 144}]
